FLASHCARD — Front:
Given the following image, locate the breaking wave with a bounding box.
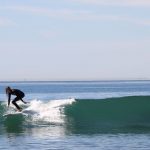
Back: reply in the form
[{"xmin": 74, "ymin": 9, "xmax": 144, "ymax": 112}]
[{"xmin": 1, "ymin": 96, "xmax": 150, "ymax": 134}]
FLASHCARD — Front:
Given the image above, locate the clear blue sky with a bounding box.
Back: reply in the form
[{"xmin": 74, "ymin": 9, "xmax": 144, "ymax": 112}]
[{"xmin": 0, "ymin": 0, "xmax": 150, "ymax": 81}]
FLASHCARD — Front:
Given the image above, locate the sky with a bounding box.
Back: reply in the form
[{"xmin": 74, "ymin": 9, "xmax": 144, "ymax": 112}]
[{"xmin": 0, "ymin": 0, "xmax": 150, "ymax": 81}]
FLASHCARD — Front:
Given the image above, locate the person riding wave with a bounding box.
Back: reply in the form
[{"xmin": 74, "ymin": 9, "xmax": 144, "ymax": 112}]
[{"xmin": 6, "ymin": 86, "xmax": 27, "ymax": 111}]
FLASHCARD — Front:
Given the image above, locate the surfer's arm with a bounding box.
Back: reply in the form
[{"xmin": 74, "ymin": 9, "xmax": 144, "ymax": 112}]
[{"xmin": 8, "ymin": 94, "xmax": 11, "ymax": 107}]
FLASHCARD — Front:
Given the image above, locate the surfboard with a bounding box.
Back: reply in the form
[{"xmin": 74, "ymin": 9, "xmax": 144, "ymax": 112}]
[{"xmin": 3, "ymin": 111, "xmax": 28, "ymax": 117}]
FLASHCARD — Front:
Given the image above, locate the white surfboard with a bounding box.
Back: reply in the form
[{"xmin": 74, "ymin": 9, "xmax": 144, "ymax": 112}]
[{"xmin": 3, "ymin": 111, "xmax": 28, "ymax": 117}]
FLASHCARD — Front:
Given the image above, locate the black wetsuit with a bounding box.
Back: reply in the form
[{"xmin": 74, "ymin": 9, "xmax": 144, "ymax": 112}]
[{"xmin": 8, "ymin": 89, "xmax": 25, "ymax": 110}]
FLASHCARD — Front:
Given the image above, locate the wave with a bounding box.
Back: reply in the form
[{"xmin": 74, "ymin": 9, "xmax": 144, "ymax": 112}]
[
  {"xmin": 1, "ymin": 96, "xmax": 150, "ymax": 134},
  {"xmin": 64, "ymin": 96, "xmax": 150, "ymax": 133},
  {"xmin": 0, "ymin": 98, "xmax": 75, "ymax": 124}
]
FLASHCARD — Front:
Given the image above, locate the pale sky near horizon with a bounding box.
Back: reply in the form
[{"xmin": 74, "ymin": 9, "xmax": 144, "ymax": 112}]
[{"xmin": 0, "ymin": 0, "xmax": 150, "ymax": 81}]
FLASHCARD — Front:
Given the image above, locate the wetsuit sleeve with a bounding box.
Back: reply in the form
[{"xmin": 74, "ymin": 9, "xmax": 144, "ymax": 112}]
[{"xmin": 8, "ymin": 93, "xmax": 11, "ymax": 106}]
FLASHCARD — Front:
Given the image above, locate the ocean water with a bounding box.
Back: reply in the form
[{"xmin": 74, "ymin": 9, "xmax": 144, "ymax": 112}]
[{"xmin": 0, "ymin": 80, "xmax": 150, "ymax": 149}]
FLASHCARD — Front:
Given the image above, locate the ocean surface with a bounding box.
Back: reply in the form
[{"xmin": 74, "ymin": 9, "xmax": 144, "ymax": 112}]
[{"xmin": 0, "ymin": 80, "xmax": 150, "ymax": 149}]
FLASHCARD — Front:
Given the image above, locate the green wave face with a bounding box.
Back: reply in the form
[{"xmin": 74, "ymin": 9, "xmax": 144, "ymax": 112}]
[
  {"xmin": 0, "ymin": 102, "xmax": 25, "ymax": 134},
  {"xmin": 64, "ymin": 96, "xmax": 150, "ymax": 134}
]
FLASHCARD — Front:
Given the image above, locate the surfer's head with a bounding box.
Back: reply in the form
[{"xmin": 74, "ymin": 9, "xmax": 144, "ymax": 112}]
[{"xmin": 6, "ymin": 86, "xmax": 12, "ymax": 94}]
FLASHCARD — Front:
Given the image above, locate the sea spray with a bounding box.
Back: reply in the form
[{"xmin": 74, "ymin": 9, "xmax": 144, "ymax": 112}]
[{"xmin": 22, "ymin": 98, "xmax": 76, "ymax": 124}]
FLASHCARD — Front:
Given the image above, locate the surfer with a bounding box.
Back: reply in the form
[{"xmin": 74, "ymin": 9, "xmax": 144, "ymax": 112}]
[{"xmin": 6, "ymin": 86, "xmax": 27, "ymax": 111}]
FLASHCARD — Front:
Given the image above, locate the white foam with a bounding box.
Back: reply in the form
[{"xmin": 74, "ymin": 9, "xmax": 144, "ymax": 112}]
[{"xmin": 24, "ymin": 98, "xmax": 75, "ymax": 124}]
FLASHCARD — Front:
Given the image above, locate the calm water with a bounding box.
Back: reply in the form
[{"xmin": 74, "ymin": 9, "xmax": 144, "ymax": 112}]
[{"xmin": 0, "ymin": 80, "xmax": 150, "ymax": 150}]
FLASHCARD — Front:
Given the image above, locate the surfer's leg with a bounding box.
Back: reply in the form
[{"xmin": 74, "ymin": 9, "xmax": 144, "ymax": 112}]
[{"xmin": 12, "ymin": 97, "xmax": 22, "ymax": 111}]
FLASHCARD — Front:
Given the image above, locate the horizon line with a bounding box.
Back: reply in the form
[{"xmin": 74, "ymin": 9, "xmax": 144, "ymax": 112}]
[{"xmin": 0, "ymin": 79, "xmax": 150, "ymax": 82}]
